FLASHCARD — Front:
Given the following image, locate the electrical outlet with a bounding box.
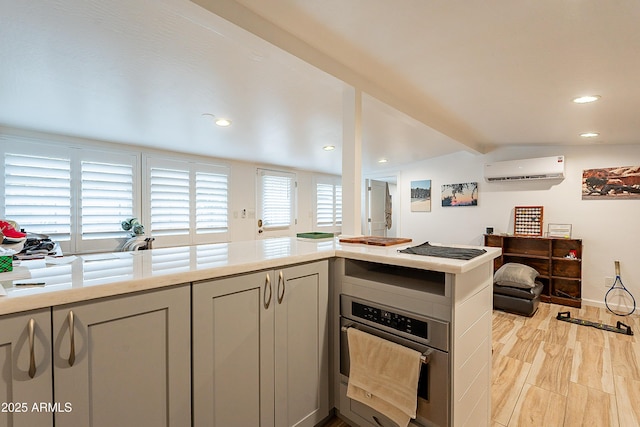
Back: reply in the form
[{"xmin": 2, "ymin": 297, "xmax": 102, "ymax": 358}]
[{"xmin": 604, "ymin": 277, "xmax": 614, "ymax": 288}]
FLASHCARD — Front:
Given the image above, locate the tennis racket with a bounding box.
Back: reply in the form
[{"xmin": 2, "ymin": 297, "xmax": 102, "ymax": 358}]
[{"xmin": 605, "ymin": 261, "xmax": 636, "ymax": 316}]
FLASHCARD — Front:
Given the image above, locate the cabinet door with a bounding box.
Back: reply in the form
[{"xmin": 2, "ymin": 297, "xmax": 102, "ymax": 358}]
[
  {"xmin": 275, "ymin": 261, "xmax": 329, "ymax": 427},
  {"xmin": 0, "ymin": 309, "xmax": 53, "ymax": 427},
  {"xmin": 52, "ymin": 285, "xmax": 191, "ymax": 427},
  {"xmin": 192, "ymin": 271, "xmax": 275, "ymax": 427}
]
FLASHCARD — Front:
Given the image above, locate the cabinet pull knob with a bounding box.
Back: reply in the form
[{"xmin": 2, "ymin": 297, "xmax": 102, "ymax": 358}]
[
  {"xmin": 68, "ymin": 311, "xmax": 76, "ymax": 367},
  {"xmin": 28, "ymin": 318, "xmax": 36, "ymax": 379},
  {"xmin": 264, "ymin": 273, "xmax": 272, "ymax": 309},
  {"xmin": 277, "ymin": 270, "xmax": 285, "ymax": 304}
]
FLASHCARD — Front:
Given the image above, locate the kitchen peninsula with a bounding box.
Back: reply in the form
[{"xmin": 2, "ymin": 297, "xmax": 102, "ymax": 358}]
[{"xmin": 0, "ymin": 238, "xmax": 500, "ymax": 427}]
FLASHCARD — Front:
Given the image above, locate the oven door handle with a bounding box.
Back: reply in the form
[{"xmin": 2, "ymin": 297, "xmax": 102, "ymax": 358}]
[{"xmin": 341, "ymin": 324, "xmax": 433, "ymax": 364}]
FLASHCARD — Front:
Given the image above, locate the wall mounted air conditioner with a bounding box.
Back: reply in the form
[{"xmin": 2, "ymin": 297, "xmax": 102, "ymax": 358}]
[{"xmin": 484, "ymin": 156, "xmax": 565, "ymax": 182}]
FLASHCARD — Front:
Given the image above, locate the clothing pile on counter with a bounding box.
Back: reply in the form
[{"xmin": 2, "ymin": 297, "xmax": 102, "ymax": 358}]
[
  {"xmin": 1, "ymin": 219, "xmax": 60, "ymax": 259},
  {"xmin": 0, "ymin": 220, "xmax": 26, "ymax": 244},
  {"xmin": 19, "ymin": 235, "xmax": 58, "ymax": 257}
]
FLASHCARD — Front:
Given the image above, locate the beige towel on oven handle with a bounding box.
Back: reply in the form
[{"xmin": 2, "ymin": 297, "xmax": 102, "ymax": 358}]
[{"xmin": 346, "ymin": 327, "xmax": 422, "ymax": 427}]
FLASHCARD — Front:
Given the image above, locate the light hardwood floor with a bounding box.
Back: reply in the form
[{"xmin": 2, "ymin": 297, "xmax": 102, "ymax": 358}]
[
  {"xmin": 325, "ymin": 303, "xmax": 640, "ymax": 427},
  {"xmin": 492, "ymin": 302, "xmax": 640, "ymax": 427}
]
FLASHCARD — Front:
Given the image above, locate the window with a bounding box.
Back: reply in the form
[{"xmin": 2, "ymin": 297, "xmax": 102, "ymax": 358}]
[
  {"xmin": 195, "ymin": 171, "xmax": 228, "ymax": 234},
  {"xmin": 258, "ymin": 169, "xmax": 296, "ymax": 232},
  {"xmin": 78, "ymin": 150, "xmax": 138, "ymax": 252},
  {"xmin": 4, "ymin": 152, "xmax": 72, "ymax": 241},
  {"xmin": 315, "ymin": 179, "xmax": 342, "ymax": 230},
  {"xmin": 1, "ymin": 140, "xmax": 139, "ymax": 254},
  {"xmin": 335, "ymin": 185, "xmax": 342, "ymax": 225},
  {"xmin": 149, "ymin": 165, "xmax": 191, "ymax": 237},
  {"xmin": 316, "ymin": 183, "xmax": 334, "ymax": 227},
  {"xmin": 145, "ymin": 156, "xmax": 229, "ymax": 247},
  {"xmin": 81, "ymin": 160, "xmax": 135, "ymax": 241}
]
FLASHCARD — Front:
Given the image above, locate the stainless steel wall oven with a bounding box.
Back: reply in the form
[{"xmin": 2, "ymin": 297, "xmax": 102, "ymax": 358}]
[{"xmin": 339, "ymin": 294, "xmax": 450, "ymax": 427}]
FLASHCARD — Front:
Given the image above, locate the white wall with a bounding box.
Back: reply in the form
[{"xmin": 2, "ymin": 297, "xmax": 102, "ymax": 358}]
[
  {"xmin": 199, "ymin": 158, "xmax": 331, "ymax": 245},
  {"xmin": 201, "ymin": 159, "xmax": 330, "ymax": 242},
  {"xmin": 397, "ymin": 144, "xmax": 640, "ymax": 308}
]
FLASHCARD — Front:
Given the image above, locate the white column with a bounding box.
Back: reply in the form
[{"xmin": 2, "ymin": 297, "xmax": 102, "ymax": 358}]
[{"xmin": 341, "ymin": 86, "xmax": 362, "ymax": 237}]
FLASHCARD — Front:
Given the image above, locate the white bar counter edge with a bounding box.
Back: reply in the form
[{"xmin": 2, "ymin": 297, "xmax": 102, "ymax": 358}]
[{"xmin": 0, "ymin": 238, "xmax": 501, "ymax": 316}]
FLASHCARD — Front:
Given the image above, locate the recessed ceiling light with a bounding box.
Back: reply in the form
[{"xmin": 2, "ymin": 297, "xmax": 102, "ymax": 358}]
[
  {"xmin": 378, "ymin": 158, "xmax": 388, "ymax": 164},
  {"xmin": 580, "ymin": 132, "xmax": 600, "ymax": 138},
  {"xmin": 572, "ymin": 95, "xmax": 601, "ymax": 104},
  {"xmin": 323, "ymin": 145, "xmax": 335, "ymax": 151},
  {"xmin": 202, "ymin": 113, "xmax": 232, "ymax": 127}
]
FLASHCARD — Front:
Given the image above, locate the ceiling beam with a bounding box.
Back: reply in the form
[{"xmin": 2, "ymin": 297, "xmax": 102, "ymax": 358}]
[{"xmin": 190, "ymin": 0, "xmax": 487, "ymax": 155}]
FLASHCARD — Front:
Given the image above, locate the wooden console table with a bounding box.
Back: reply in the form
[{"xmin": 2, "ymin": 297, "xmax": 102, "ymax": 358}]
[{"xmin": 484, "ymin": 234, "xmax": 582, "ymax": 308}]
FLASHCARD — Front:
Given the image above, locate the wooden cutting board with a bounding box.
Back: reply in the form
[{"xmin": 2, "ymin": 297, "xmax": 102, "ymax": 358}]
[{"xmin": 338, "ymin": 236, "xmax": 412, "ymax": 246}]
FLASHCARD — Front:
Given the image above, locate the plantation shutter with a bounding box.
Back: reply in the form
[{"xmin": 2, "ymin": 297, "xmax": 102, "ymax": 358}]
[
  {"xmin": 195, "ymin": 171, "xmax": 228, "ymax": 234},
  {"xmin": 81, "ymin": 161, "xmax": 134, "ymax": 240},
  {"xmin": 4, "ymin": 153, "xmax": 71, "ymax": 240},
  {"xmin": 260, "ymin": 170, "xmax": 294, "ymax": 229},
  {"xmin": 149, "ymin": 166, "xmax": 190, "ymax": 236},
  {"xmin": 335, "ymin": 185, "xmax": 343, "ymax": 226},
  {"xmin": 315, "ymin": 182, "xmax": 342, "ymax": 228},
  {"xmin": 145, "ymin": 157, "xmax": 229, "ymax": 246},
  {"xmin": 316, "ymin": 183, "xmax": 334, "ymax": 226}
]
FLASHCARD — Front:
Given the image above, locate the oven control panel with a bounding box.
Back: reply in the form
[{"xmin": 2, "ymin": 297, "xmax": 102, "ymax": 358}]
[{"xmin": 352, "ymin": 301, "xmax": 428, "ymax": 340}]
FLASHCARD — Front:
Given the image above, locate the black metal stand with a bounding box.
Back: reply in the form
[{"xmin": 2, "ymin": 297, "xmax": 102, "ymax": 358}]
[{"xmin": 556, "ymin": 311, "xmax": 634, "ymax": 336}]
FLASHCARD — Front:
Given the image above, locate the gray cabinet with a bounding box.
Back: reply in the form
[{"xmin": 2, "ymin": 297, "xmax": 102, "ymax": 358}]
[
  {"xmin": 193, "ymin": 270, "xmax": 273, "ymax": 427},
  {"xmin": 52, "ymin": 284, "xmax": 191, "ymax": 427},
  {"xmin": 0, "ymin": 308, "xmax": 53, "ymax": 427},
  {"xmin": 274, "ymin": 262, "xmax": 330, "ymax": 427},
  {"xmin": 193, "ymin": 260, "xmax": 329, "ymax": 427}
]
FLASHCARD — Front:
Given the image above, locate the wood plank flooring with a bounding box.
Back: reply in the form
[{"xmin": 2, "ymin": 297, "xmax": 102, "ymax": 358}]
[
  {"xmin": 493, "ymin": 302, "xmax": 640, "ymax": 427},
  {"xmin": 324, "ymin": 303, "xmax": 640, "ymax": 427}
]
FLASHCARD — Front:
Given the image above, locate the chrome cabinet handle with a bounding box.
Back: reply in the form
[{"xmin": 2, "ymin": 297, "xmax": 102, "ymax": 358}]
[
  {"xmin": 277, "ymin": 270, "xmax": 285, "ymax": 304},
  {"xmin": 264, "ymin": 273, "xmax": 272, "ymax": 309},
  {"xmin": 68, "ymin": 311, "xmax": 76, "ymax": 367},
  {"xmin": 28, "ymin": 318, "xmax": 36, "ymax": 379}
]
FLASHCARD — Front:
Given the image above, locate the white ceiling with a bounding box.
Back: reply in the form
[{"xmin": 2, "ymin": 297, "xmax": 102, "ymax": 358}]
[{"xmin": 2, "ymin": 0, "xmax": 639, "ymax": 176}]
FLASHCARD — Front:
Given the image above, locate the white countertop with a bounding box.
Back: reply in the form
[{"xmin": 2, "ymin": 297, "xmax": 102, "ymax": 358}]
[{"xmin": 0, "ymin": 238, "xmax": 500, "ymax": 316}]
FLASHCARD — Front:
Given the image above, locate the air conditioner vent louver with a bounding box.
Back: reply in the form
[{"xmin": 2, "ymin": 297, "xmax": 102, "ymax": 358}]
[{"xmin": 484, "ymin": 156, "xmax": 565, "ymax": 182}]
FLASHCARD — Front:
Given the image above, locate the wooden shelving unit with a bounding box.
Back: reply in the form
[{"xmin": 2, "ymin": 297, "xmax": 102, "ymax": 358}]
[{"xmin": 484, "ymin": 234, "xmax": 582, "ymax": 308}]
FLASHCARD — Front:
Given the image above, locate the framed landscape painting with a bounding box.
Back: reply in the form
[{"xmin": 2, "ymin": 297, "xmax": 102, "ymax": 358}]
[
  {"xmin": 582, "ymin": 166, "xmax": 640, "ymax": 199},
  {"xmin": 441, "ymin": 182, "xmax": 478, "ymax": 207},
  {"xmin": 410, "ymin": 179, "xmax": 431, "ymax": 212}
]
